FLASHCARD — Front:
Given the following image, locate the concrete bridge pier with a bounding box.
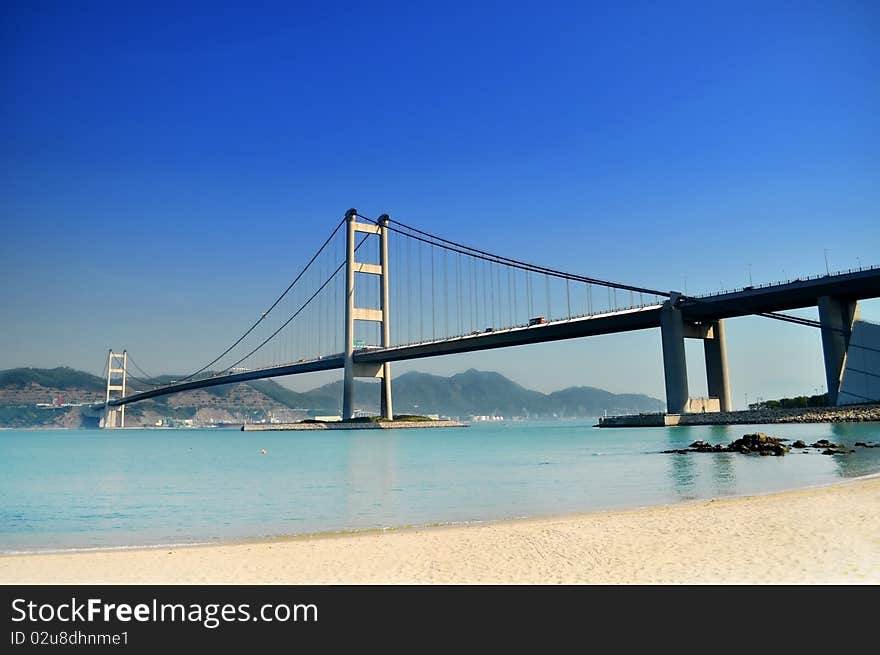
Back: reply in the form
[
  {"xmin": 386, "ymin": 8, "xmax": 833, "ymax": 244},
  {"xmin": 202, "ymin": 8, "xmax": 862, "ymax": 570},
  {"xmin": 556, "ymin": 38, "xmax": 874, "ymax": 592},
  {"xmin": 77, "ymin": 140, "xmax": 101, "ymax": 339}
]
[
  {"xmin": 661, "ymin": 297, "xmax": 732, "ymax": 414},
  {"xmin": 660, "ymin": 299, "xmax": 689, "ymax": 414},
  {"xmin": 818, "ymin": 295, "xmax": 859, "ymax": 405},
  {"xmin": 703, "ymin": 320, "xmax": 732, "ymax": 412},
  {"xmin": 100, "ymin": 406, "xmax": 124, "ymax": 429},
  {"xmin": 379, "ymin": 362, "xmax": 393, "ymax": 420}
]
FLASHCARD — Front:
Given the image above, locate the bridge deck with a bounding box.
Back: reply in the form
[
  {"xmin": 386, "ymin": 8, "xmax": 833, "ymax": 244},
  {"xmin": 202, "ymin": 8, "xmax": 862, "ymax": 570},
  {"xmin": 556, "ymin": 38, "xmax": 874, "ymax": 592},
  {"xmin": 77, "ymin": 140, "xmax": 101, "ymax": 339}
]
[
  {"xmin": 108, "ymin": 356, "xmax": 345, "ymax": 407},
  {"xmin": 680, "ymin": 268, "xmax": 880, "ymax": 320},
  {"xmin": 107, "ymin": 267, "xmax": 880, "ymax": 407}
]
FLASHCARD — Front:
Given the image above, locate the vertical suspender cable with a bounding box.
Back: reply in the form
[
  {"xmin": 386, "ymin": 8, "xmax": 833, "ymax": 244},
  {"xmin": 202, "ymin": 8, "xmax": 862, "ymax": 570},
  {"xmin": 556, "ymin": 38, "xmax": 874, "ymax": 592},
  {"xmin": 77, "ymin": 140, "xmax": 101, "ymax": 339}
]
[
  {"xmin": 419, "ymin": 240, "xmax": 424, "ymax": 342},
  {"xmin": 319, "ymin": 257, "xmax": 324, "ymax": 356},
  {"xmin": 471, "ymin": 256, "xmax": 477, "ymax": 332},
  {"xmin": 482, "ymin": 259, "xmax": 489, "ymax": 329},
  {"xmin": 457, "ymin": 252, "xmax": 462, "ymax": 336},
  {"xmin": 496, "ymin": 264, "xmax": 502, "ymax": 328},
  {"xmin": 513, "ymin": 267, "xmax": 518, "ymax": 325},
  {"xmin": 431, "ymin": 245, "xmax": 436, "ymax": 340},
  {"xmin": 443, "ymin": 249, "xmax": 449, "ymax": 339},
  {"xmin": 507, "ymin": 266, "xmax": 513, "ymax": 327},
  {"xmin": 406, "ymin": 236, "xmax": 412, "ymax": 344},
  {"xmin": 527, "ymin": 270, "xmax": 532, "ymax": 318},
  {"xmin": 566, "ymin": 279, "xmax": 571, "ymax": 319},
  {"xmin": 395, "ymin": 233, "xmax": 401, "ymax": 346},
  {"xmin": 545, "ymin": 274, "xmax": 551, "ymax": 321}
]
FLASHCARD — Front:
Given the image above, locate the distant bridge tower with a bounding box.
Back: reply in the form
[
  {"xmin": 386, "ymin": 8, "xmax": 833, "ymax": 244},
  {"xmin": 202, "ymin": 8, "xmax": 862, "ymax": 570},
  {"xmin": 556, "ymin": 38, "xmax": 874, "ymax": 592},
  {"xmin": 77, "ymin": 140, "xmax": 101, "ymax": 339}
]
[
  {"xmin": 342, "ymin": 209, "xmax": 393, "ymax": 420},
  {"xmin": 102, "ymin": 350, "xmax": 127, "ymax": 428}
]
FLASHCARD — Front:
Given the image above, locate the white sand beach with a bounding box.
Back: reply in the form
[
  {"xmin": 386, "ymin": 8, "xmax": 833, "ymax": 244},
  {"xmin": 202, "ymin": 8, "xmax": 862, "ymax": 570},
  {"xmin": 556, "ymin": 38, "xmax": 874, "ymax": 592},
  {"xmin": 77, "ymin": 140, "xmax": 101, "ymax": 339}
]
[{"xmin": 2, "ymin": 476, "xmax": 878, "ymax": 584}]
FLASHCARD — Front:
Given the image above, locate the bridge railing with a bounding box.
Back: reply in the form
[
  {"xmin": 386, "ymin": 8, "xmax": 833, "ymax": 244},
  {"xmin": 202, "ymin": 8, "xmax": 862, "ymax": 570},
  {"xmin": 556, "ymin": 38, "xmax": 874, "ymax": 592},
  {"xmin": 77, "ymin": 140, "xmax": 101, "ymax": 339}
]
[
  {"xmin": 384, "ymin": 298, "xmax": 666, "ymax": 350},
  {"xmin": 692, "ymin": 265, "xmax": 878, "ymax": 299}
]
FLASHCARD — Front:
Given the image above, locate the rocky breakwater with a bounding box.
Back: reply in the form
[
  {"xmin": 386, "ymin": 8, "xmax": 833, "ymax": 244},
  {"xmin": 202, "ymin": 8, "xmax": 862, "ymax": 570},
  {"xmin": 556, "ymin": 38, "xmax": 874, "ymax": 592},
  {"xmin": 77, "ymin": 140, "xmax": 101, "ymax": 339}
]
[
  {"xmin": 663, "ymin": 433, "xmax": 880, "ymax": 456},
  {"xmin": 676, "ymin": 404, "xmax": 880, "ymax": 426}
]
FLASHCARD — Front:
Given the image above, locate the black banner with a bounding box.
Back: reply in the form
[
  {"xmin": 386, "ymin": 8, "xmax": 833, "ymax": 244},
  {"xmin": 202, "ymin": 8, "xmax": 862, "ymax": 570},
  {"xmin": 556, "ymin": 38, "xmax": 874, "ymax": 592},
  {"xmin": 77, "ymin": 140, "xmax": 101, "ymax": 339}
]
[{"xmin": 1, "ymin": 585, "xmax": 874, "ymax": 651}]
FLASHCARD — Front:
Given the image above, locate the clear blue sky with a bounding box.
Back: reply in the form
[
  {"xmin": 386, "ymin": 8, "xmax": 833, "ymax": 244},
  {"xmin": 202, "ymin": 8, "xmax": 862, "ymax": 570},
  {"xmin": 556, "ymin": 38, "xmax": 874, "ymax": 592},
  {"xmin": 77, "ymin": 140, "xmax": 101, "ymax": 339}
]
[{"xmin": 2, "ymin": 1, "xmax": 878, "ymax": 406}]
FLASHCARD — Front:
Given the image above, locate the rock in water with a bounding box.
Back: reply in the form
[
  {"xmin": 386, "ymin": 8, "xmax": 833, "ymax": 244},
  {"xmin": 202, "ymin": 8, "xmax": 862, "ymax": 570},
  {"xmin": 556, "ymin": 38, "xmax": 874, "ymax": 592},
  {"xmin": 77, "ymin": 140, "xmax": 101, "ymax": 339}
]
[
  {"xmin": 663, "ymin": 432, "xmax": 790, "ymax": 456},
  {"xmin": 811, "ymin": 439, "xmax": 839, "ymax": 449},
  {"xmin": 729, "ymin": 433, "xmax": 790, "ymax": 456}
]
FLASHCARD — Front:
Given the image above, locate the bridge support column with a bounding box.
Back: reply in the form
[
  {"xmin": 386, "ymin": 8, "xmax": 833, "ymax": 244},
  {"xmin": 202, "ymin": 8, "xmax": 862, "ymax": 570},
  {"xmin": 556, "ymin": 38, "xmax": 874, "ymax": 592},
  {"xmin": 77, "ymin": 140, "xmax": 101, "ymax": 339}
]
[
  {"xmin": 101, "ymin": 407, "xmax": 123, "ymax": 429},
  {"xmin": 818, "ymin": 296, "xmax": 859, "ymax": 405},
  {"xmin": 704, "ymin": 319, "xmax": 732, "ymax": 412},
  {"xmin": 660, "ymin": 300, "xmax": 689, "ymax": 414},
  {"xmin": 378, "ymin": 214, "xmax": 393, "ymax": 420},
  {"xmin": 341, "ymin": 209, "xmax": 394, "ymax": 420},
  {"xmin": 380, "ymin": 363, "xmax": 392, "ymax": 419},
  {"xmin": 342, "ymin": 209, "xmax": 357, "ymax": 420}
]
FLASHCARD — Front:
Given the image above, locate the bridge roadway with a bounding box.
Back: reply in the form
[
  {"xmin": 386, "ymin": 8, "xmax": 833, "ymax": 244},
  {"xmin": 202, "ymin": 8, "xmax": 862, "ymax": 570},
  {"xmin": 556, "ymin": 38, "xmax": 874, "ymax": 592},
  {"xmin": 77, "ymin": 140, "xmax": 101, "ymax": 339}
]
[{"xmin": 107, "ymin": 267, "xmax": 880, "ymax": 408}]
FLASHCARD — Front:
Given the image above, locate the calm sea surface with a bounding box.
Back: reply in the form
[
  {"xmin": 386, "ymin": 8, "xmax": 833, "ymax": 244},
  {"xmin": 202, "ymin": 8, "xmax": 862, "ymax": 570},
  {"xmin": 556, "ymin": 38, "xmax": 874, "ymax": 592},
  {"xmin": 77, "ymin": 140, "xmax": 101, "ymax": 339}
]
[{"xmin": 2, "ymin": 421, "xmax": 879, "ymax": 553}]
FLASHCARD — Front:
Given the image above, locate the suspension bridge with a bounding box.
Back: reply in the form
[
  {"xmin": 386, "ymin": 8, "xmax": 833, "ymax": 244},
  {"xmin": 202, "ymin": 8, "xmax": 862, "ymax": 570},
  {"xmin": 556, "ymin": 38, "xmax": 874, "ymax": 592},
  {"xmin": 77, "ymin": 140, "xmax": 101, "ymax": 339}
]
[{"xmin": 94, "ymin": 209, "xmax": 880, "ymax": 428}]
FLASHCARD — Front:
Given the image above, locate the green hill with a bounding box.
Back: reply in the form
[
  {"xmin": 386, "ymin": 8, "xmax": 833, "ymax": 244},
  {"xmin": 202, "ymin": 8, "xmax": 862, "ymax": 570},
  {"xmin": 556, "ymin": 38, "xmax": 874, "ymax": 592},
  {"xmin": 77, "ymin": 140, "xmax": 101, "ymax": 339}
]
[
  {"xmin": 0, "ymin": 367, "xmax": 104, "ymax": 391},
  {"xmin": 275, "ymin": 369, "xmax": 660, "ymax": 417},
  {"xmin": 0, "ymin": 366, "xmax": 661, "ymax": 426}
]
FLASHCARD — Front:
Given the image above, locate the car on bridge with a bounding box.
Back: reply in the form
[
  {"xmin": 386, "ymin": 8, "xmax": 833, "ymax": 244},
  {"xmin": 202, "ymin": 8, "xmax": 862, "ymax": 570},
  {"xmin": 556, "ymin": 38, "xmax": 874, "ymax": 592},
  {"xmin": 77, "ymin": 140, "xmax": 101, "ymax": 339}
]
[{"xmin": 528, "ymin": 316, "xmax": 546, "ymax": 326}]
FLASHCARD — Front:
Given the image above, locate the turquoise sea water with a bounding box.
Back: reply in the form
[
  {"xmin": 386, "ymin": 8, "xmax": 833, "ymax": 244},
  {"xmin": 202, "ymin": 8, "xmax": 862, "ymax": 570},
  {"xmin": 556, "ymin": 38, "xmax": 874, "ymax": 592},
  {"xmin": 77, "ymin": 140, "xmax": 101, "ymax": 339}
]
[{"xmin": 1, "ymin": 421, "xmax": 879, "ymax": 554}]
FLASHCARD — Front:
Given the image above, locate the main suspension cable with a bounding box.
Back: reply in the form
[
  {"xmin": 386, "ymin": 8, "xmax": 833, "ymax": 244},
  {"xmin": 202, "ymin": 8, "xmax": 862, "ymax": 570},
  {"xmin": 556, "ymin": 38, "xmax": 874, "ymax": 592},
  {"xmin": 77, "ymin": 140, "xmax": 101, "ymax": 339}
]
[
  {"xmin": 177, "ymin": 216, "xmax": 346, "ymax": 382},
  {"xmin": 356, "ymin": 213, "xmax": 671, "ymax": 298},
  {"xmin": 215, "ymin": 232, "xmax": 372, "ymax": 375}
]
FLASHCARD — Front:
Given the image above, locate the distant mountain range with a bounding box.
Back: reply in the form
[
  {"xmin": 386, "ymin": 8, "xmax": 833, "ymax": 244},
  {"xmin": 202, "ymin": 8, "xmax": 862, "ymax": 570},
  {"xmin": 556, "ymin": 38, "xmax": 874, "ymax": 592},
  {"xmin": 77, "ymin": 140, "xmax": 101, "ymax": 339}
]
[{"xmin": 0, "ymin": 366, "xmax": 661, "ymax": 427}]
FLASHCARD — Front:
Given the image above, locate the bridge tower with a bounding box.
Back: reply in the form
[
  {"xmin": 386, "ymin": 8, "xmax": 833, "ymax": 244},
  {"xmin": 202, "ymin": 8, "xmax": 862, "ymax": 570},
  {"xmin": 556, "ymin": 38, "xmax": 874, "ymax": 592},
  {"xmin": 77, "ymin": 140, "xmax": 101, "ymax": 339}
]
[
  {"xmin": 102, "ymin": 350, "xmax": 127, "ymax": 428},
  {"xmin": 342, "ymin": 209, "xmax": 394, "ymax": 420}
]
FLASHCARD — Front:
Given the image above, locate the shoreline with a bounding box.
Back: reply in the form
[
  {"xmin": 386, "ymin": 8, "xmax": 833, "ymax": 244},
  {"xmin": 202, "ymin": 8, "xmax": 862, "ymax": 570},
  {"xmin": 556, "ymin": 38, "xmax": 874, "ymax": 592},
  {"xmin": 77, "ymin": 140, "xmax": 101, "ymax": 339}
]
[
  {"xmin": 599, "ymin": 403, "xmax": 880, "ymax": 427},
  {"xmin": 6, "ymin": 472, "xmax": 878, "ymax": 558},
  {"xmin": 2, "ymin": 475, "xmax": 877, "ymax": 584}
]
